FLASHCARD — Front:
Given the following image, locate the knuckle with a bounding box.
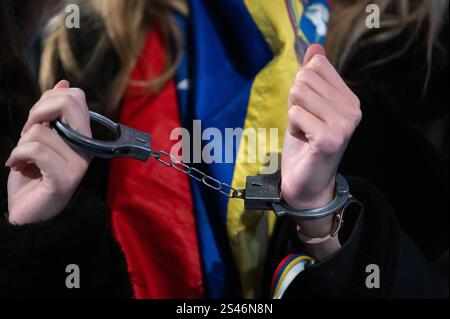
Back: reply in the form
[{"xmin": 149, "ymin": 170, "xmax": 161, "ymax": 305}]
[
  {"xmin": 294, "ymin": 80, "xmax": 308, "ymax": 93},
  {"xmin": 334, "ymin": 118, "xmax": 354, "ymax": 139},
  {"xmin": 70, "ymin": 88, "xmax": 86, "ymax": 101},
  {"xmin": 347, "ymin": 96, "xmax": 362, "ymax": 124},
  {"xmin": 350, "ymin": 94, "xmax": 361, "ymax": 109},
  {"xmin": 352, "ymin": 108, "xmax": 363, "ymax": 125},
  {"xmin": 41, "ymin": 90, "xmax": 52, "ymax": 100},
  {"xmin": 28, "ymin": 124, "xmax": 43, "ymax": 137},
  {"xmin": 289, "ymin": 86, "xmax": 302, "ymax": 104},
  {"xmin": 289, "ymin": 87, "xmax": 297, "ymax": 97},
  {"xmin": 296, "ymin": 75, "xmax": 309, "ymax": 88},
  {"xmin": 288, "ymin": 107, "xmax": 298, "ymax": 120},
  {"xmin": 310, "ymin": 54, "xmax": 327, "ymax": 70},
  {"xmin": 295, "ymin": 70, "xmax": 309, "ymax": 83}
]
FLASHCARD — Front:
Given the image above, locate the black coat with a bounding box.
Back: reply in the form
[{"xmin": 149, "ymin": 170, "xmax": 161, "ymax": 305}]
[
  {"xmin": 266, "ymin": 21, "xmax": 449, "ymax": 299},
  {"xmin": 340, "ymin": 22, "xmax": 449, "ymax": 261},
  {"xmin": 0, "ymin": 189, "xmax": 133, "ymax": 298}
]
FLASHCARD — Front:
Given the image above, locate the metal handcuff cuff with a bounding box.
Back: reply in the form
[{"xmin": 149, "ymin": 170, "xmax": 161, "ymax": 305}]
[{"xmin": 54, "ymin": 112, "xmax": 352, "ymax": 220}]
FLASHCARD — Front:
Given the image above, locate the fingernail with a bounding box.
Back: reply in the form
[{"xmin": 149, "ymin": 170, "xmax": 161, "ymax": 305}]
[{"xmin": 54, "ymin": 79, "xmax": 70, "ymax": 89}]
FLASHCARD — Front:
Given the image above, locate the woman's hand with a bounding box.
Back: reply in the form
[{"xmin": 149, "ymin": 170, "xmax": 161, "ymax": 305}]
[
  {"xmin": 281, "ymin": 45, "xmax": 361, "ymax": 251},
  {"xmin": 6, "ymin": 80, "xmax": 92, "ymax": 225}
]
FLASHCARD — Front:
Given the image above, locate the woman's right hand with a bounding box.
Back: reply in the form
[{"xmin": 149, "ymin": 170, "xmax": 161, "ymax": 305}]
[{"xmin": 6, "ymin": 80, "xmax": 92, "ymax": 225}]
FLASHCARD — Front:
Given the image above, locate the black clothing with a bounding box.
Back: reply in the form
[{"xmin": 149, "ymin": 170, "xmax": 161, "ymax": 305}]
[
  {"xmin": 340, "ymin": 22, "xmax": 449, "ymax": 260},
  {"xmin": 268, "ymin": 178, "xmax": 448, "ymax": 299},
  {"xmin": 0, "ymin": 189, "xmax": 133, "ymax": 298}
]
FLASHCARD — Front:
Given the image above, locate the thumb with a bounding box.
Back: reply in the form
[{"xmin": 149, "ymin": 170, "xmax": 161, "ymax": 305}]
[
  {"xmin": 303, "ymin": 44, "xmax": 326, "ymax": 65},
  {"xmin": 53, "ymin": 79, "xmax": 70, "ymax": 89}
]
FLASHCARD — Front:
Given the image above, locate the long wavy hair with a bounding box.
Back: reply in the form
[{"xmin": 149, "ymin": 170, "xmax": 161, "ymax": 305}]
[
  {"xmin": 40, "ymin": 0, "xmax": 186, "ymax": 118},
  {"xmin": 325, "ymin": 0, "xmax": 448, "ymax": 74},
  {"xmin": 0, "ymin": 0, "xmax": 39, "ymax": 195},
  {"xmin": 40, "ymin": 0, "xmax": 447, "ymax": 118}
]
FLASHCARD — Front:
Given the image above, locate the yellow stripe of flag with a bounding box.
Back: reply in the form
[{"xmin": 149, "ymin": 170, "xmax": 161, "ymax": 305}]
[{"xmin": 227, "ymin": 0, "xmax": 304, "ymax": 298}]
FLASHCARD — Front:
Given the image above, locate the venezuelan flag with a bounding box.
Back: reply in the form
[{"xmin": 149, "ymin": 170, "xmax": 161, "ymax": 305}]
[{"xmin": 177, "ymin": 0, "xmax": 331, "ymax": 298}]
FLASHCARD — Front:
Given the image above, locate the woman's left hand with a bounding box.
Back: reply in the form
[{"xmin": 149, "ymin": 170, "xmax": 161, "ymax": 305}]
[{"xmin": 282, "ymin": 44, "xmax": 362, "ymax": 238}]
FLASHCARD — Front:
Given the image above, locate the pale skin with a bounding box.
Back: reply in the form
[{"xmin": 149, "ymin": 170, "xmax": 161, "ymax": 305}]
[
  {"xmin": 5, "ymin": 45, "xmax": 360, "ymax": 262},
  {"xmin": 6, "ymin": 80, "xmax": 92, "ymax": 225},
  {"xmin": 282, "ymin": 44, "xmax": 362, "ymax": 260}
]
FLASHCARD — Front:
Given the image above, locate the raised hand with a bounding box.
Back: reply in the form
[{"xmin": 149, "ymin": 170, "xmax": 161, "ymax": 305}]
[
  {"xmin": 6, "ymin": 80, "xmax": 92, "ymax": 225},
  {"xmin": 281, "ymin": 44, "xmax": 361, "ymax": 241}
]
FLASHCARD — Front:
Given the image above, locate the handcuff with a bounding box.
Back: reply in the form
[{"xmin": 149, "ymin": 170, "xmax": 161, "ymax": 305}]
[{"xmin": 53, "ymin": 112, "xmax": 352, "ymax": 220}]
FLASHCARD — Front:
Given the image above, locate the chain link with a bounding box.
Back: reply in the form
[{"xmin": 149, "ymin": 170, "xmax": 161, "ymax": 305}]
[{"xmin": 151, "ymin": 151, "xmax": 245, "ymax": 199}]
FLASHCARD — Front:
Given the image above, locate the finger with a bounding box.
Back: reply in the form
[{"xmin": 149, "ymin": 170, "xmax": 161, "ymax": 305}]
[
  {"xmin": 18, "ymin": 124, "xmax": 73, "ymax": 162},
  {"xmin": 19, "ymin": 124, "xmax": 92, "ymax": 164},
  {"xmin": 38, "ymin": 88, "xmax": 86, "ymax": 106},
  {"xmin": 31, "ymin": 89, "xmax": 88, "ymax": 121},
  {"xmin": 23, "ymin": 95, "xmax": 76, "ymax": 134},
  {"xmin": 27, "ymin": 86, "xmax": 88, "ymax": 125},
  {"xmin": 6, "ymin": 141, "xmax": 65, "ymax": 175},
  {"xmin": 23, "ymin": 94, "xmax": 91, "ymax": 137},
  {"xmin": 28, "ymin": 80, "xmax": 73, "ymax": 113},
  {"xmin": 303, "ymin": 44, "xmax": 326, "ymax": 65},
  {"xmin": 289, "ymin": 81, "xmax": 341, "ymax": 123},
  {"xmin": 287, "ymin": 105, "xmax": 327, "ymax": 139},
  {"xmin": 305, "ymin": 54, "xmax": 353, "ymax": 96},
  {"xmin": 295, "ymin": 66, "xmax": 341, "ymax": 103}
]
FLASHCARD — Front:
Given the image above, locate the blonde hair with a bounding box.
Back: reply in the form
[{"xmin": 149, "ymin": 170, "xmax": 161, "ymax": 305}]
[
  {"xmin": 325, "ymin": 0, "xmax": 448, "ymax": 74},
  {"xmin": 40, "ymin": 0, "xmax": 186, "ymax": 117},
  {"xmin": 40, "ymin": 0, "xmax": 447, "ymax": 116}
]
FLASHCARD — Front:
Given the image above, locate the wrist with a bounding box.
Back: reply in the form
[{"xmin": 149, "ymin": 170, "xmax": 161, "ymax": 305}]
[
  {"xmin": 284, "ymin": 180, "xmax": 336, "ymax": 238},
  {"xmin": 276, "ymin": 174, "xmax": 352, "ymax": 261},
  {"xmin": 295, "ymin": 213, "xmax": 343, "ymax": 261},
  {"xmin": 303, "ymin": 235, "xmax": 341, "ymax": 262},
  {"xmin": 293, "ymin": 214, "xmax": 334, "ymax": 238},
  {"xmin": 283, "ymin": 179, "xmax": 335, "ymax": 211}
]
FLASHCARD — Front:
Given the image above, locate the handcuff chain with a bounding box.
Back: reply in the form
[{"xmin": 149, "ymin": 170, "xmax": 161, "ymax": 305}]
[{"xmin": 151, "ymin": 151, "xmax": 245, "ymax": 199}]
